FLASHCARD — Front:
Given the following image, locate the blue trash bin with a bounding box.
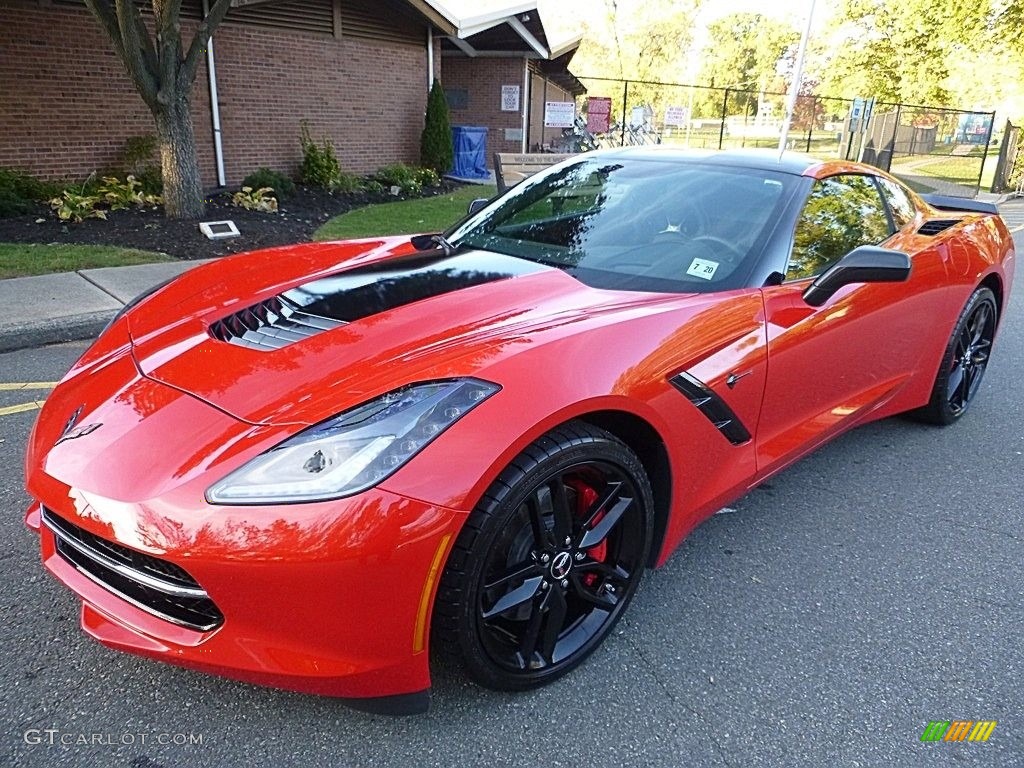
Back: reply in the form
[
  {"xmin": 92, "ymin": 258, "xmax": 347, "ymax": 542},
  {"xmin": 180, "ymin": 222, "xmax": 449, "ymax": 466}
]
[{"xmin": 450, "ymin": 126, "xmax": 489, "ymax": 180}]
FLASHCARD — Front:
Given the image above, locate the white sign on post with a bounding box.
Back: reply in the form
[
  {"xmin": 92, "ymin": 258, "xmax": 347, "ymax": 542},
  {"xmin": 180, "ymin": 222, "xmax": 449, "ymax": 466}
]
[
  {"xmin": 664, "ymin": 105, "xmax": 690, "ymax": 127},
  {"xmin": 544, "ymin": 101, "xmax": 576, "ymax": 128},
  {"xmin": 501, "ymin": 85, "xmax": 520, "ymax": 112}
]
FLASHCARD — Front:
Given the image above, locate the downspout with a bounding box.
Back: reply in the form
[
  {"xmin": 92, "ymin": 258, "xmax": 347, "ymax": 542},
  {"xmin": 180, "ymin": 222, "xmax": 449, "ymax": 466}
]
[
  {"xmin": 426, "ymin": 24, "xmax": 434, "ymax": 90},
  {"xmin": 521, "ymin": 60, "xmax": 529, "ymax": 153},
  {"xmin": 202, "ymin": 0, "xmax": 227, "ymax": 187}
]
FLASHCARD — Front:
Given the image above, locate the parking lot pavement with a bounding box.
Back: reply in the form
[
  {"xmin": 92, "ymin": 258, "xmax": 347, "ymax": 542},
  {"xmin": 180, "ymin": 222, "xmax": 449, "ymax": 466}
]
[
  {"xmin": 1, "ymin": 233, "xmax": 1022, "ymax": 767},
  {"xmin": 999, "ymin": 198, "xmax": 1024, "ymax": 232}
]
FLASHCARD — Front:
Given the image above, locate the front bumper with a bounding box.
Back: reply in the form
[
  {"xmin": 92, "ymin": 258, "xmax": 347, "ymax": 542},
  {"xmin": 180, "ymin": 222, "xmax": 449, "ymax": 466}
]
[{"xmin": 25, "ymin": 483, "xmax": 463, "ymax": 713}]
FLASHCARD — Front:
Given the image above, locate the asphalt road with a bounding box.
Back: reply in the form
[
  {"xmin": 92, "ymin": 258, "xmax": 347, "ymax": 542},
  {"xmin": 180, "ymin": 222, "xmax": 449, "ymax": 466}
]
[{"xmin": 1, "ymin": 232, "xmax": 1022, "ymax": 767}]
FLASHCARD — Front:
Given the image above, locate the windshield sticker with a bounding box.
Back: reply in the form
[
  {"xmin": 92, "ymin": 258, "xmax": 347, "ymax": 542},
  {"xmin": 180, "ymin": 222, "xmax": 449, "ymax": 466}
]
[{"xmin": 686, "ymin": 257, "xmax": 719, "ymax": 280}]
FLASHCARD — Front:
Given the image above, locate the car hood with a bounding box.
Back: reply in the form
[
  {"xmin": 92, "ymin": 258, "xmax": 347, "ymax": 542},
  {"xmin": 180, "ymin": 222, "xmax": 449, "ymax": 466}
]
[{"xmin": 128, "ymin": 238, "xmax": 684, "ymax": 426}]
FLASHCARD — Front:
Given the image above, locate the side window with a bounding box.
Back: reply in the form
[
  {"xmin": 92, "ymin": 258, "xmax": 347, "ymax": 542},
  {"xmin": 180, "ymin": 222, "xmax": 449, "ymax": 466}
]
[
  {"xmin": 876, "ymin": 177, "xmax": 917, "ymax": 230},
  {"xmin": 787, "ymin": 174, "xmax": 893, "ymax": 280}
]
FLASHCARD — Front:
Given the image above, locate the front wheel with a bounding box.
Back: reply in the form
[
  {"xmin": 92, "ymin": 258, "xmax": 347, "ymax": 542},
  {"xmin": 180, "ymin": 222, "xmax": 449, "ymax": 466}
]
[
  {"xmin": 432, "ymin": 422, "xmax": 653, "ymax": 691},
  {"xmin": 916, "ymin": 285, "xmax": 998, "ymax": 425}
]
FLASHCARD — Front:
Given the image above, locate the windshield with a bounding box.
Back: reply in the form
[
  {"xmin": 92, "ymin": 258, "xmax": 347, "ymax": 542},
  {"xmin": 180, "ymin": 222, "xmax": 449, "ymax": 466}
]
[{"xmin": 447, "ymin": 156, "xmax": 797, "ymax": 293}]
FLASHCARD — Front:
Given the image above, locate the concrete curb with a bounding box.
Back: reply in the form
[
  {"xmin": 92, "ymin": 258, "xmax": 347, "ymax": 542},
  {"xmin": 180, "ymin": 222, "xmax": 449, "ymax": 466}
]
[{"xmin": 0, "ymin": 310, "xmax": 115, "ymax": 354}]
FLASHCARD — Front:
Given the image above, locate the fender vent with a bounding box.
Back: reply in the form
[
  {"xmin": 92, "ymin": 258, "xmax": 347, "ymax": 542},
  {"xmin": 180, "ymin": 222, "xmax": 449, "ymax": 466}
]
[
  {"xmin": 917, "ymin": 219, "xmax": 960, "ymax": 236},
  {"xmin": 669, "ymin": 372, "xmax": 752, "ymax": 445},
  {"xmin": 209, "ymin": 295, "xmax": 345, "ymax": 350}
]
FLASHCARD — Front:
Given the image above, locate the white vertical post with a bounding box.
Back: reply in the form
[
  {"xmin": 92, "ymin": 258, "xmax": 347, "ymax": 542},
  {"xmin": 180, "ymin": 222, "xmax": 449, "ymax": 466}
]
[
  {"xmin": 778, "ymin": 0, "xmax": 815, "ymax": 153},
  {"xmin": 427, "ymin": 24, "xmax": 434, "ymax": 90},
  {"xmin": 521, "ymin": 60, "xmax": 530, "ymax": 153},
  {"xmin": 202, "ymin": 0, "xmax": 227, "ymax": 187}
]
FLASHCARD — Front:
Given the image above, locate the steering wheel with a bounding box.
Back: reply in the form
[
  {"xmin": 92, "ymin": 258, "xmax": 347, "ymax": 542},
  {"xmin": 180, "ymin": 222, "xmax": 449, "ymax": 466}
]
[{"xmin": 688, "ymin": 235, "xmax": 744, "ymax": 264}]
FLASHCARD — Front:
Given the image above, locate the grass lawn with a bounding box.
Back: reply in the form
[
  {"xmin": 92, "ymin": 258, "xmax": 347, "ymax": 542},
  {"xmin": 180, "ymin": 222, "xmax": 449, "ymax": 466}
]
[
  {"xmin": 0, "ymin": 243, "xmax": 172, "ymax": 280},
  {"xmin": 314, "ymin": 185, "xmax": 497, "ymax": 241}
]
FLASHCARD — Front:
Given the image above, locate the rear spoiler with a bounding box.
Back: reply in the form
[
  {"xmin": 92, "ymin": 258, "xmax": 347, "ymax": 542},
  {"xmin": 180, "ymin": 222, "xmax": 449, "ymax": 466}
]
[{"xmin": 921, "ymin": 193, "xmax": 998, "ymax": 216}]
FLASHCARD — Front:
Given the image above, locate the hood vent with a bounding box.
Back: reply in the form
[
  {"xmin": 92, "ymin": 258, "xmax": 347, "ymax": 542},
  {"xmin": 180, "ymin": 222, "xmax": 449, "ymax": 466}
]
[
  {"xmin": 917, "ymin": 219, "xmax": 960, "ymax": 236},
  {"xmin": 208, "ymin": 250, "xmax": 548, "ymax": 351},
  {"xmin": 209, "ymin": 295, "xmax": 345, "ymax": 350}
]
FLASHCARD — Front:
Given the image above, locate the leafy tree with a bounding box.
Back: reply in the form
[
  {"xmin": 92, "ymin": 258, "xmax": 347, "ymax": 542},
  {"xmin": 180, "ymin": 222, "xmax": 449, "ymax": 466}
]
[
  {"xmin": 695, "ymin": 13, "xmax": 799, "ymax": 117},
  {"xmin": 421, "ymin": 80, "xmax": 453, "ymax": 175},
  {"xmin": 816, "ymin": 0, "xmax": 996, "ymax": 105},
  {"xmin": 83, "ymin": 0, "xmax": 232, "ymax": 218},
  {"xmin": 569, "ymin": 0, "xmax": 703, "ymax": 123}
]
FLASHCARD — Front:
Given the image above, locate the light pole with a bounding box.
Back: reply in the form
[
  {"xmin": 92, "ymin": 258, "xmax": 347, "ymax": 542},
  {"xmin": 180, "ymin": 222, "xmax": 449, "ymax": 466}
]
[{"xmin": 778, "ymin": 0, "xmax": 816, "ymax": 153}]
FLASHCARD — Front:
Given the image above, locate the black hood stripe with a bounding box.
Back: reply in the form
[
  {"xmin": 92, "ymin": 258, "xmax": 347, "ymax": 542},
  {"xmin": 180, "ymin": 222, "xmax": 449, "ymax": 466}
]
[{"xmin": 210, "ymin": 251, "xmax": 548, "ymax": 351}]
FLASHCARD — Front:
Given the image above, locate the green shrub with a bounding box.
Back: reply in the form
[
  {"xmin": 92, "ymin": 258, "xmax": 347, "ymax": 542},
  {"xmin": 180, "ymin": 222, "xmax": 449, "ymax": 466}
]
[
  {"xmin": 414, "ymin": 167, "xmax": 441, "ymax": 187},
  {"xmin": 49, "ymin": 190, "xmax": 106, "ymax": 223},
  {"xmin": 0, "ymin": 188, "xmax": 36, "ymax": 218},
  {"xmin": 299, "ymin": 121, "xmax": 341, "ymax": 189},
  {"xmin": 232, "ymin": 186, "xmax": 278, "ymax": 212},
  {"xmin": 372, "ymin": 163, "xmax": 422, "ymax": 195},
  {"xmin": 420, "ymin": 80, "xmax": 453, "ymax": 174},
  {"xmin": 241, "ymin": 167, "xmax": 296, "ymax": 199},
  {"xmin": 332, "ymin": 172, "xmax": 363, "ymax": 194},
  {"xmin": 97, "ymin": 175, "xmax": 161, "ymax": 210},
  {"xmin": 361, "ymin": 179, "xmax": 386, "ymax": 196},
  {"xmin": 0, "ymin": 168, "xmax": 60, "ymax": 217}
]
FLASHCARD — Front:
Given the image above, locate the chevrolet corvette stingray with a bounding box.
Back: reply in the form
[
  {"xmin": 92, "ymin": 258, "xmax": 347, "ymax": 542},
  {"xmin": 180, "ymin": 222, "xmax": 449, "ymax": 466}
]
[{"xmin": 24, "ymin": 149, "xmax": 1015, "ymax": 713}]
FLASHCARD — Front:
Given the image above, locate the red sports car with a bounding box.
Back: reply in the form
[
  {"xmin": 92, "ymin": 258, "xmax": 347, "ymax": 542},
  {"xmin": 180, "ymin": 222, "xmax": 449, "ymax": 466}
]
[{"xmin": 24, "ymin": 150, "xmax": 1015, "ymax": 713}]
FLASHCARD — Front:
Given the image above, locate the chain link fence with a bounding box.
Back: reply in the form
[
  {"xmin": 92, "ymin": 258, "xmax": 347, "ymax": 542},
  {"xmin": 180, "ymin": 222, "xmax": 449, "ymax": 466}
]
[
  {"xmin": 574, "ymin": 76, "xmax": 996, "ymax": 197},
  {"xmin": 861, "ymin": 105, "xmax": 996, "ymax": 197}
]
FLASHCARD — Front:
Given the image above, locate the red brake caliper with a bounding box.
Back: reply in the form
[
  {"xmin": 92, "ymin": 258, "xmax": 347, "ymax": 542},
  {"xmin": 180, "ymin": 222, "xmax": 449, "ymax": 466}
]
[{"xmin": 567, "ymin": 479, "xmax": 606, "ymax": 586}]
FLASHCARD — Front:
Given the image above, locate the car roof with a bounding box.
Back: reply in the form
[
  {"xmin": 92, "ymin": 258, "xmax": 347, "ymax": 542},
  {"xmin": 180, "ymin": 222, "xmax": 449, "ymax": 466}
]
[{"xmin": 592, "ymin": 146, "xmax": 874, "ymax": 179}]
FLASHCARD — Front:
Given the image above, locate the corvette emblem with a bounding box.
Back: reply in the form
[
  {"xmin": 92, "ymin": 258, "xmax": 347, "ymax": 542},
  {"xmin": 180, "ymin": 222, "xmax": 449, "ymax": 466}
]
[
  {"xmin": 55, "ymin": 407, "xmax": 101, "ymax": 445},
  {"xmin": 549, "ymin": 551, "xmax": 573, "ymax": 580}
]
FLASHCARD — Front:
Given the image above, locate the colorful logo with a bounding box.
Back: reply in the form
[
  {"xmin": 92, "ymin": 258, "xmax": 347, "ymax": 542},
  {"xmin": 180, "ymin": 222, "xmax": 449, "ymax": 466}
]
[{"xmin": 920, "ymin": 720, "xmax": 997, "ymax": 742}]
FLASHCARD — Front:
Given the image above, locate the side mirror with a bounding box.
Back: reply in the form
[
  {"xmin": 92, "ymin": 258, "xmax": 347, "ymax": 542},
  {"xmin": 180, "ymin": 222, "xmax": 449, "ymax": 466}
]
[
  {"xmin": 467, "ymin": 197, "xmax": 489, "ymax": 216},
  {"xmin": 802, "ymin": 246, "xmax": 911, "ymax": 307}
]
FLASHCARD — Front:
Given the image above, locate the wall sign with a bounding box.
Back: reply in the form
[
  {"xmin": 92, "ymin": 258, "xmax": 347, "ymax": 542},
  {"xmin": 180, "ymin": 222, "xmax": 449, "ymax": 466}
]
[
  {"xmin": 544, "ymin": 101, "xmax": 576, "ymax": 128},
  {"xmin": 501, "ymin": 85, "xmax": 520, "ymax": 112}
]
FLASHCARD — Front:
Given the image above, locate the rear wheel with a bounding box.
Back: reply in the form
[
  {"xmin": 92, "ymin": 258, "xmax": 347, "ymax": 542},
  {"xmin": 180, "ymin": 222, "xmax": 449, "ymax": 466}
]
[
  {"xmin": 916, "ymin": 286, "xmax": 997, "ymax": 425},
  {"xmin": 432, "ymin": 422, "xmax": 653, "ymax": 691}
]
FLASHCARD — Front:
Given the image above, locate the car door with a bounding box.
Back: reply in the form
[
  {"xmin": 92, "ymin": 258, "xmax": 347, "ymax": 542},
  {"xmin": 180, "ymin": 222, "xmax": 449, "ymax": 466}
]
[{"xmin": 755, "ymin": 172, "xmax": 946, "ymax": 478}]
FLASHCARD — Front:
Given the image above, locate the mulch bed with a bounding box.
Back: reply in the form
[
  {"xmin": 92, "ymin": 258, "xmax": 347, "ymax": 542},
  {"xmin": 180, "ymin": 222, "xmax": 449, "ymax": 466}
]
[{"xmin": 0, "ymin": 181, "xmax": 461, "ymax": 260}]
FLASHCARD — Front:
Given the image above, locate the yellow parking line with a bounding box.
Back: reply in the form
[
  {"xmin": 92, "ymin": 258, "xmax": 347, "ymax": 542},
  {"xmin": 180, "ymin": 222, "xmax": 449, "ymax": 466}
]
[
  {"xmin": 0, "ymin": 382, "xmax": 58, "ymax": 391},
  {"xmin": 0, "ymin": 400, "xmax": 46, "ymax": 417}
]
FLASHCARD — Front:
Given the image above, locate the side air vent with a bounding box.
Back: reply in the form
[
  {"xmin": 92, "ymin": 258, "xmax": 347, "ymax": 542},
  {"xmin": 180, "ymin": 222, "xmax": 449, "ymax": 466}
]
[
  {"xmin": 917, "ymin": 219, "xmax": 960, "ymax": 236},
  {"xmin": 669, "ymin": 372, "xmax": 752, "ymax": 445},
  {"xmin": 209, "ymin": 295, "xmax": 345, "ymax": 350}
]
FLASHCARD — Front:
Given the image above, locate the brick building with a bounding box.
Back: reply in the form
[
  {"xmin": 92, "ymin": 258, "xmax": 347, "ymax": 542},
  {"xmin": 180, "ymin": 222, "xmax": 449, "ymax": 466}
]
[
  {"xmin": 437, "ymin": 2, "xmax": 585, "ymax": 162},
  {"xmin": 0, "ymin": 0, "xmax": 582, "ymax": 186}
]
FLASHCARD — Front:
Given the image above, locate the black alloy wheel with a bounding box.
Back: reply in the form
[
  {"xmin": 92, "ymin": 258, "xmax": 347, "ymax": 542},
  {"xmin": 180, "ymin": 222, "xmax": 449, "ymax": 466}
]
[
  {"xmin": 918, "ymin": 285, "xmax": 998, "ymax": 425},
  {"xmin": 432, "ymin": 422, "xmax": 653, "ymax": 691}
]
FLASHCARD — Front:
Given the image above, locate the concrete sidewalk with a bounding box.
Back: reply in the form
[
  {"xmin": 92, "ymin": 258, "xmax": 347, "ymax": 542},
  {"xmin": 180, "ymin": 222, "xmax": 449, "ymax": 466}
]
[
  {"xmin": 1, "ymin": 196, "xmax": 1023, "ymax": 355},
  {"xmin": 0, "ymin": 260, "xmax": 211, "ymax": 353}
]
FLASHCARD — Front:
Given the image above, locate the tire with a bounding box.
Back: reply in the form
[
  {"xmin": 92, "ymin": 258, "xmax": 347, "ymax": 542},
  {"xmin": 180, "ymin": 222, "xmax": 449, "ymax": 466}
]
[
  {"xmin": 432, "ymin": 421, "xmax": 654, "ymax": 691},
  {"xmin": 916, "ymin": 286, "xmax": 998, "ymax": 425}
]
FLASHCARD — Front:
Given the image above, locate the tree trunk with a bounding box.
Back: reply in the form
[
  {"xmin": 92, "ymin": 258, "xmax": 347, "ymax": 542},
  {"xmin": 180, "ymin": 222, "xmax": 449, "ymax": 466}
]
[{"xmin": 154, "ymin": 96, "xmax": 205, "ymax": 219}]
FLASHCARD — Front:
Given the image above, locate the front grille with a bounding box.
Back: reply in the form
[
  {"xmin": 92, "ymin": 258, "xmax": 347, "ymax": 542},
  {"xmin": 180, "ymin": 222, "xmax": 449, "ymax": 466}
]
[
  {"xmin": 42, "ymin": 508, "xmax": 223, "ymax": 632},
  {"xmin": 209, "ymin": 294, "xmax": 345, "ymax": 350},
  {"xmin": 918, "ymin": 219, "xmax": 960, "ymax": 236}
]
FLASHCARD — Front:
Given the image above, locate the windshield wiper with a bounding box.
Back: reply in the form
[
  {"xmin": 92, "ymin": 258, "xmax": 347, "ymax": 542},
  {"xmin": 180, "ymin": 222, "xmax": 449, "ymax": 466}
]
[{"xmin": 409, "ymin": 233, "xmax": 460, "ymax": 256}]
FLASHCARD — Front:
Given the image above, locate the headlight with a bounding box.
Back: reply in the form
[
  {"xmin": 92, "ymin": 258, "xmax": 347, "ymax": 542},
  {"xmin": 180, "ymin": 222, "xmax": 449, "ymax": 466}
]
[{"xmin": 206, "ymin": 379, "xmax": 499, "ymax": 505}]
